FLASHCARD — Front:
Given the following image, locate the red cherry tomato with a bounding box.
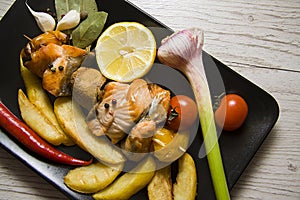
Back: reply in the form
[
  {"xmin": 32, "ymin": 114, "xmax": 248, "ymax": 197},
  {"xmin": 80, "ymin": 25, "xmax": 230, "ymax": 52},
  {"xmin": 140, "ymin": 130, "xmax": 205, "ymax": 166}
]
[
  {"xmin": 167, "ymin": 95, "xmax": 198, "ymax": 131},
  {"xmin": 214, "ymin": 94, "xmax": 248, "ymax": 131}
]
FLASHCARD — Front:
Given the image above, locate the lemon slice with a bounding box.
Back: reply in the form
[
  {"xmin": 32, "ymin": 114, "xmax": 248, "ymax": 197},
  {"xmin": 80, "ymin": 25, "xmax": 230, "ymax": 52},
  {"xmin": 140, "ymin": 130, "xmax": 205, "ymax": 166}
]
[{"xmin": 95, "ymin": 22, "xmax": 156, "ymax": 82}]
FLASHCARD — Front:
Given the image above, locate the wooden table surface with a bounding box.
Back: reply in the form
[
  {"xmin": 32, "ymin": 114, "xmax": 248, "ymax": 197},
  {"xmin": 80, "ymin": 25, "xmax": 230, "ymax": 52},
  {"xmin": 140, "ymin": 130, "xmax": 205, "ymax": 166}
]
[{"xmin": 0, "ymin": 0, "xmax": 299, "ymax": 199}]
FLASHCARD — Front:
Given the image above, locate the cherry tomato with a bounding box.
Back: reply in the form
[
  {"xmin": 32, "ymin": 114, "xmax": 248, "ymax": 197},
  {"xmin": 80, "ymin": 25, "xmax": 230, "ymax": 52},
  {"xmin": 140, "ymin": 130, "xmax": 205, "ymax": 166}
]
[
  {"xmin": 166, "ymin": 95, "xmax": 198, "ymax": 131},
  {"xmin": 214, "ymin": 94, "xmax": 248, "ymax": 131}
]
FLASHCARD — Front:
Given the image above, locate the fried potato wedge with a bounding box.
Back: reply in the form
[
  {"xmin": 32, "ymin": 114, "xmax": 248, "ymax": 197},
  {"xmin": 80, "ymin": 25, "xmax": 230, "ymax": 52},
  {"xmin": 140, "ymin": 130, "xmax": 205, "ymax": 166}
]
[
  {"xmin": 18, "ymin": 89, "xmax": 64, "ymax": 145},
  {"xmin": 54, "ymin": 97, "xmax": 86, "ymax": 150},
  {"xmin": 147, "ymin": 165, "xmax": 172, "ymax": 200},
  {"xmin": 20, "ymin": 55, "xmax": 74, "ymax": 146},
  {"xmin": 54, "ymin": 97, "xmax": 125, "ymax": 165},
  {"xmin": 93, "ymin": 156, "xmax": 156, "ymax": 200},
  {"xmin": 173, "ymin": 153, "xmax": 197, "ymax": 200},
  {"xmin": 154, "ymin": 130, "xmax": 190, "ymax": 163},
  {"xmin": 64, "ymin": 162, "xmax": 123, "ymax": 194}
]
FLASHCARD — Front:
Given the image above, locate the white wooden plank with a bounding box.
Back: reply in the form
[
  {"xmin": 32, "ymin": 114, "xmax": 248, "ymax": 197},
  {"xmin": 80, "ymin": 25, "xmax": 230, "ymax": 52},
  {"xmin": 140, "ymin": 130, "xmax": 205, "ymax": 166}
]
[{"xmin": 130, "ymin": 0, "xmax": 300, "ymax": 72}]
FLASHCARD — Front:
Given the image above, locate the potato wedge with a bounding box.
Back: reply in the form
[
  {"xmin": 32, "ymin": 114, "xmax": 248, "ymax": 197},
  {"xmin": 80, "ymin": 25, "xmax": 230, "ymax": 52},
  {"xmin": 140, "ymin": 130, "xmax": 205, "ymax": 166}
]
[
  {"xmin": 54, "ymin": 97, "xmax": 86, "ymax": 150},
  {"xmin": 18, "ymin": 89, "xmax": 64, "ymax": 145},
  {"xmin": 93, "ymin": 156, "xmax": 156, "ymax": 200},
  {"xmin": 147, "ymin": 165, "xmax": 172, "ymax": 200},
  {"xmin": 173, "ymin": 153, "xmax": 197, "ymax": 200},
  {"xmin": 20, "ymin": 55, "xmax": 74, "ymax": 146},
  {"xmin": 154, "ymin": 130, "xmax": 190, "ymax": 163},
  {"xmin": 54, "ymin": 97, "xmax": 125, "ymax": 165},
  {"xmin": 64, "ymin": 162, "xmax": 123, "ymax": 193}
]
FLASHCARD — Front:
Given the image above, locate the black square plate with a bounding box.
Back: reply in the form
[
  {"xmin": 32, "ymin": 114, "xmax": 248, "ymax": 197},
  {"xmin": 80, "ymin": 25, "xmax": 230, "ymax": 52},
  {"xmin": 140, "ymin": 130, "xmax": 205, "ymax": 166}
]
[{"xmin": 0, "ymin": 0, "xmax": 279, "ymax": 199}]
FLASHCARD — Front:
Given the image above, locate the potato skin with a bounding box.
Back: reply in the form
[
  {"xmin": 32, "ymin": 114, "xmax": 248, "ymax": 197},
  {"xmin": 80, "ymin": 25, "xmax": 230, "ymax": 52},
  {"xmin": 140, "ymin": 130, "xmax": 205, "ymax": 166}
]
[
  {"xmin": 54, "ymin": 97, "xmax": 85, "ymax": 149},
  {"xmin": 18, "ymin": 89, "xmax": 65, "ymax": 146},
  {"xmin": 173, "ymin": 153, "xmax": 197, "ymax": 200},
  {"xmin": 93, "ymin": 156, "xmax": 155, "ymax": 200},
  {"xmin": 64, "ymin": 162, "xmax": 123, "ymax": 193},
  {"xmin": 147, "ymin": 165, "xmax": 172, "ymax": 200}
]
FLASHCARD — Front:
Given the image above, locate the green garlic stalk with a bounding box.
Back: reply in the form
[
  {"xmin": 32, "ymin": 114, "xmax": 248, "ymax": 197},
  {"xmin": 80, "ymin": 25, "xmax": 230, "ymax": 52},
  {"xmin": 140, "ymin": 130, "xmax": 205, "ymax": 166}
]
[{"xmin": 157, "ymin": 28, "xmax": 230, "ymax": 200}]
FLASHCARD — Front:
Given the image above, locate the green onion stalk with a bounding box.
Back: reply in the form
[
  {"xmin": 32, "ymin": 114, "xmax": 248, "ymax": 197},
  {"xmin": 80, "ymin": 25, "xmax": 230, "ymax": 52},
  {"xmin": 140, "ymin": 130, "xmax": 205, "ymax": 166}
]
[{"xmin": 157, "ymin": 28, "xmax": 230, "ymax": 200}]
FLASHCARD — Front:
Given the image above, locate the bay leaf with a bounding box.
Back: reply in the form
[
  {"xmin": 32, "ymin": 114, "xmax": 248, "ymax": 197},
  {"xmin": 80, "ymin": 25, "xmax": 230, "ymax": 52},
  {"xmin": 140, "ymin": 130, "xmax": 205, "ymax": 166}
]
[
  {"xmin": 55, "ymin": 0, "xmax": 81, "ymax": 20},
  {"xmin": 72, "ymin": 11, "xmax": 108, "ymax": 48},
  {"xmin": 80, "ymin": 0, "xmax": 98, "ymax": 14},
  {"xmin": 55, "ymin": 0, "xmax": 98, "ymax": 20}
]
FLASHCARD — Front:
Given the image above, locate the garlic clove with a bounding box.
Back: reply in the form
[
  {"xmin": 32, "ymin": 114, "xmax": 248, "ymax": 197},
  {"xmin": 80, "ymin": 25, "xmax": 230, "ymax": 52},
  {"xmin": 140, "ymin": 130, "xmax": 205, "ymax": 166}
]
[
  {"xmin": 26, "ymin": 2, "xmax": 56, "ymax": 32},
  {"xmin": 56, "ymin": 10, "xmax": 81, "ymax": 31}
]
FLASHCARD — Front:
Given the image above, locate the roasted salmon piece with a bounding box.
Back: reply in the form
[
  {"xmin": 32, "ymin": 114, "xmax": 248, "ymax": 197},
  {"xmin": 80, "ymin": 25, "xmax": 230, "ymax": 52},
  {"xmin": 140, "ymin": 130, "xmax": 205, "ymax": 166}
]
[
  {"xmin": 23, "ymin": 43, "xmax": 62, "ymax": 77},
  {"xmin": 123, "ymin": 119, "xmax": 156, "ymax": 161},
  {"xmin": 86, "ymin": 79, "xmax": 153, "ymax": 144},
  {"xmin": 124, "ymin": 119, "xmax": 156, "ymax": 153},
  {"xmin": 147, "ymin": 83, "xmax": 171, "ymax": 124},
  {"xmin": 126, "ymin": 79, "xmax": 154, "ymax": 120},
  {"xmin": 21, "ymin": 31, "xmax": 68, "ymax": 64},
  {"xmin": 21, "ymin": 31, "xmax": 87, "ymax": 97},
  {"xmin": 148, "ymin": 84, "xmax": 170, "ymax": 112},
  {"xmin": 41, "ymin": 44, "xmax": 87, "ymax": 96},
  {"xmin": 123, "ymin": 84, "xmax": 170, "ymax": 158},
  {"xmin": 27, "ymin": 31, "xmax": 68, "ymax": 51},
  {"xmin": 86, "ymin": 81, "xmax": 130, "ymax": 142}
]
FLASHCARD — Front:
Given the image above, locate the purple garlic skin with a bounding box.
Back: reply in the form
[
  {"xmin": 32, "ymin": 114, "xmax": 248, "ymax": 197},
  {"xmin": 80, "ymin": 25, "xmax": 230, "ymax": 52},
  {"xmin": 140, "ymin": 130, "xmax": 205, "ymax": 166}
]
[{"xmin": 157, "ymin": 28, "xmax": 204, "ymax": 71}]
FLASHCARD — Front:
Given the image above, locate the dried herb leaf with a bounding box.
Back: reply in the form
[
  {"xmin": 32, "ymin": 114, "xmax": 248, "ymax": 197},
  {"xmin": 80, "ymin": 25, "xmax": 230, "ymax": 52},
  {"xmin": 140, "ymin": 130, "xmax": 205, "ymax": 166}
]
[
  {"xmin": 80, "ymin": 0, "xmax": 98, "ymax": 14},
  {"xmin": 55, "ymin": 0, "xmax": 98, "ymax": 20},
  {"xmin": 55, "ymin": 0, "xmax": 81, "ymax": 20},
  {"xmin": 72, "ymin": 12, "xmax": 108, "ymax": 48}
]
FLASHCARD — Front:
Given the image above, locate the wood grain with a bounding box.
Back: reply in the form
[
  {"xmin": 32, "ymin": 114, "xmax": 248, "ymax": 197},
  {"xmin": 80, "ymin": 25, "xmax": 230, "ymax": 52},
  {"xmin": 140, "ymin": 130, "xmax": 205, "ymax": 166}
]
[{"xmin": 0, "ymin": 0, "xmax": 299, "ymax": 199}]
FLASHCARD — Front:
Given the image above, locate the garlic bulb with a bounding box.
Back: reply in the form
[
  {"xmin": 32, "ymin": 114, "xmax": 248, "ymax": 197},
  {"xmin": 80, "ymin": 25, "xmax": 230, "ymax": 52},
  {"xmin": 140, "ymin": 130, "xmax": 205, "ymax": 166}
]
[
  {"xmin": 56, "ymin": 10, "xmax": 81, "ymax": 31},
  {"xmin": 26, "ymin": 2, "xmax": 55, "ymax": 32},
  {"xmin": 158, "ymin": 28, "xmax": 204, "ymax": 72}
]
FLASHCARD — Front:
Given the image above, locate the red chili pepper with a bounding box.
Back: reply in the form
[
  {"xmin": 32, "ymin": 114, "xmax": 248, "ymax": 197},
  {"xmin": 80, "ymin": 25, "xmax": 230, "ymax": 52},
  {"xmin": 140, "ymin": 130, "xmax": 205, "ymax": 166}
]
[{"xmin": 0, "ymin": 101, "xmax": 92, "ymax": 166}]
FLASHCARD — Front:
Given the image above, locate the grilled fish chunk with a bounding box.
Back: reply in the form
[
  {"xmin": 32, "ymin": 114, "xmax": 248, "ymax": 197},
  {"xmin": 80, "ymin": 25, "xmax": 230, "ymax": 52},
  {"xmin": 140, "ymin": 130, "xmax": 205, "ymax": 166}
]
[
  {"xmin": 86, "ymin": 79, "xmax": 153, "ymax": 144},
  {"xmin": 21, "ymin": 31, "xmax": 87, "ymax": 97},
  {"xmin": 21, "ymin": 31, "xmax": 69, "ymax": 75},
  {"xmin": 147, "ymin": 83, "xmax": 170, "ymax": 124},
  {"xmin": 41, "ymin": 44, "xmax": 87, "ymax": 96},
  {"xmin": 124, "ymin": 119, "xmax": 156, "ymax": 153}
]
